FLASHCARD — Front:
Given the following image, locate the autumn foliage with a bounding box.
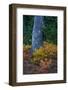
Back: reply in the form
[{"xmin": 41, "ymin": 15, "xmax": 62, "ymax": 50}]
[
  {"xmin": 23, "ymin": 42, "xmax": 57, "ymax": 63},
  {"xmin": 23, "ymin": 42, "xmax": 57, "ymax": 74}
]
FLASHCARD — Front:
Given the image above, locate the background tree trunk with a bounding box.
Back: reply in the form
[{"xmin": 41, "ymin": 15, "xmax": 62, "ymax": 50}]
[{"xmin": 32, "ymin": 16, "xmax": 43, "ymax": 52}]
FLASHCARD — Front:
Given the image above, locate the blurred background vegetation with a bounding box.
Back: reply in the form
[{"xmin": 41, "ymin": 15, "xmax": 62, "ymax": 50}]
[{"xmin": 23, "ymin": 15, "xmax": 57, "ymax": 45}]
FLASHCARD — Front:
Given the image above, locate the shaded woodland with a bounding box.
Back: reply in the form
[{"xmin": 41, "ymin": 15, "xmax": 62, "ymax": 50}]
[{"xmin": 23, "ymin": 15, "xmax": 57, "ymax": 74}]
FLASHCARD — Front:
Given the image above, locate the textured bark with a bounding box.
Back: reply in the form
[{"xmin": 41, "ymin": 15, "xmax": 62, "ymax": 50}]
[{"xmin": 32, "ymin": 16, "xmax": 43, "ymax": 51}]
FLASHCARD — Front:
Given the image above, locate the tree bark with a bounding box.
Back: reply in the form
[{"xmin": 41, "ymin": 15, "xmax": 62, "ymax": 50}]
[{"xmin": 32, "ymin": 16, "xmax": 43, "ymax": 52}]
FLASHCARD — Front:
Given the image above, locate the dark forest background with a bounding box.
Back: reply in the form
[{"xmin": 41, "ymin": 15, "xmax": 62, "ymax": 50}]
[{"xmin": 23, "ymin": 15, "xmax": 57, "ymax": 45}]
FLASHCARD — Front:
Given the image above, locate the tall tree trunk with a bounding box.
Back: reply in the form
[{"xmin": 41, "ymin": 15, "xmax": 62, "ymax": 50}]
[{"xmin": 32, "ymin": 16, "xmax": 43, "ymax": 52}]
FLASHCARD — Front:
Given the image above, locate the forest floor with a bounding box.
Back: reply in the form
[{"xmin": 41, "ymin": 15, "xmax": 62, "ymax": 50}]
[
  {"xmin": 23, "ymin": 59, "xmax": 57, "ymax": 74},
  {"xmin": 23, "ymin": 42, "xmax": 57, "ymax": 74}
]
